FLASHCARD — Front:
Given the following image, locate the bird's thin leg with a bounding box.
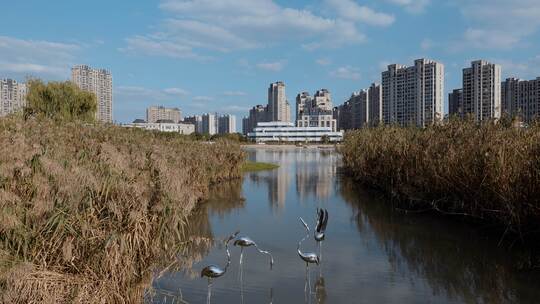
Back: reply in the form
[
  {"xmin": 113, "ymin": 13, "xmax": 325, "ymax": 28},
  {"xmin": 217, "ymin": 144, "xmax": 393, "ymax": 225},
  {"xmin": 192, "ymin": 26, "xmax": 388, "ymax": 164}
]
[
  {"xmin": 307, "ymin": 264, "xmax": 312, "ymax": 300},
  {"xmin": 207, "ymin": 278, "xmax": 213, "ymax": 304},
  {"xmin": 318, "ymin": 242, "xmax": 322, "ymax": 264},
  {"xmin": 240, "ymin": 247, "xmax": 244, "ymax": 265},
  {"xmin": 240, "ymin": 260, "xmax": 245, "ymax": 304},
  {"xmin": 304, "ymin": 263, "xmax": 309, "ymax": 304}
]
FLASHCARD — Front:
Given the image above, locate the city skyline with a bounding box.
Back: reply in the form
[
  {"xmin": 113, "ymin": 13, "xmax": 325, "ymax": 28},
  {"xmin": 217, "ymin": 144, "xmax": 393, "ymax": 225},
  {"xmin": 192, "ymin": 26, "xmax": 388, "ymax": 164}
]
[{"xmin": 1, "ymin": 0, "xmax": 540, "ymax": 130}]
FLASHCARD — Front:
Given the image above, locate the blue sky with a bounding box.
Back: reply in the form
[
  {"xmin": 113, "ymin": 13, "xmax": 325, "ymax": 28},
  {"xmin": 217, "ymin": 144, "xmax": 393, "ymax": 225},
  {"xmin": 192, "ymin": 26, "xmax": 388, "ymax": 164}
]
[{"xmin": 1, "ymin": 0, "xmax": 539, "ymax": 126}]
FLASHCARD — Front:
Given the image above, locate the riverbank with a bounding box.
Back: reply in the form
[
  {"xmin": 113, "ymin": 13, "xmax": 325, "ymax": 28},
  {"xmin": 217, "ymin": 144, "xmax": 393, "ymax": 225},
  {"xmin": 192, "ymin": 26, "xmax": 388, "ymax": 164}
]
[
  {"xmin": 0, "ymin": 117, "xmax": 245, "ymax": 303},
  {"xmin": 341, "ymin": 120, "xmax": 540, "ymax": 234},
  {"xmin": 241, "ymin": 161, "xmax": 279, "ymax": 172}
]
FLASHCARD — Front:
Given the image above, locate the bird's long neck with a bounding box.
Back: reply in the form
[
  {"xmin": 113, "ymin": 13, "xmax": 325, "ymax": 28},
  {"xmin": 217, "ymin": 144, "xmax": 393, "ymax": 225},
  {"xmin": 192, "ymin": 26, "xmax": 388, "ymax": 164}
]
[
  {"xmin": 254, "ymin": 243, "xmax": 274, "ymax": 269},
  {"xmin": 223, "ymin": 240, "xmax": 232, "ymax": 273},
  {"xmin": 298, "ymin": 225, "xmax": 310, "ymax": 255}
]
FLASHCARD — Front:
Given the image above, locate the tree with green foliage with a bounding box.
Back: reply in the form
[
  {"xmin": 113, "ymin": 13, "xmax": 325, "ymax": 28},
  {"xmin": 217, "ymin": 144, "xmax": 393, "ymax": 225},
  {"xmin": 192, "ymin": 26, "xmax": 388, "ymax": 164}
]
[
  {"xmin": 24, "ymin": 79, "xmax": 97, "ymax": 122},
  {"xmin": 321, "ymin": 135, "xmax": 330, "ymax": 144}
]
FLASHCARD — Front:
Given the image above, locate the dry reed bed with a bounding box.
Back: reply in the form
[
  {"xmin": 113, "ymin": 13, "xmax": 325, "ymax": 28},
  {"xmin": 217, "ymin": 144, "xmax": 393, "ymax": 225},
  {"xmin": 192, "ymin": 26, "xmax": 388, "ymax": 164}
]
[
  {"xmin": 341, "ymin": 120, "xmax": 540, "ymax": 230},
  {"xmin": 0, "ymin": 117, "xmax": 245, "ymax": 303}
]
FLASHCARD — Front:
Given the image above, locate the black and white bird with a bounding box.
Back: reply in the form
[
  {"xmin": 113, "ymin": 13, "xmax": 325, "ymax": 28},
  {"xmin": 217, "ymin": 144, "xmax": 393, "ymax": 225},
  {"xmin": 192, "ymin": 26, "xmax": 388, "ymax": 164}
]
[{"xmin": 234, "ymin": 236, "xmax": 274, "ymax": 269}]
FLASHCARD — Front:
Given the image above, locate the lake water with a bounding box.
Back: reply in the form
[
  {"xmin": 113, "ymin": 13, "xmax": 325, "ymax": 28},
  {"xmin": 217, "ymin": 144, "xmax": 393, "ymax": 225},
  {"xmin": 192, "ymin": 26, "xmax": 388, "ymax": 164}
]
[{"xmin": 150, "ymin": 146, "xmax": 540, "ymax": 304}]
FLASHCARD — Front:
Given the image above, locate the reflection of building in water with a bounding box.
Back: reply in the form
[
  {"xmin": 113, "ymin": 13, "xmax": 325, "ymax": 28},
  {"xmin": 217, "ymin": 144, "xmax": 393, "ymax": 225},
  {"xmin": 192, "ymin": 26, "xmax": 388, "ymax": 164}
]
[
  {"xmin": 295, "ymin": 151, "xmax": 338, "ymax": 201},
  {"xmin": 249, "ymin": 169, "xmax": 290, "ymax": 211},
  {"xmin": 247, "ymin": 148, "xmax": 340, "ymax": 208}
]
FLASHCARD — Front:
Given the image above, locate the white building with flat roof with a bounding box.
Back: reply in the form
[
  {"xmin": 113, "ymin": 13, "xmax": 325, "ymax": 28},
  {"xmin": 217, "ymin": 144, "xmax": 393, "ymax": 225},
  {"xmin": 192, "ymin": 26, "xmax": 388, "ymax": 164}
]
[
  {"xmin": 126, "ymin": 120, "xmax": 195, "ymax": 134},
  {"xmin": 248, "ymin": 122, "xmax": 343, "ymax": 143}
]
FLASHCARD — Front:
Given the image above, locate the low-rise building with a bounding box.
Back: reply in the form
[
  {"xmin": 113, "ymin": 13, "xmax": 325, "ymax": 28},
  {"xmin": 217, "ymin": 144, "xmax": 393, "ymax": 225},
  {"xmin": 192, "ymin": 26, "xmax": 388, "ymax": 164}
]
[
  {"xmin": 248, "ymin": 122, "xmax": 343, "ymax": 143},
  {"xmin": 126, "ymin": 119, "xmax": 195, "ymax": 134}
]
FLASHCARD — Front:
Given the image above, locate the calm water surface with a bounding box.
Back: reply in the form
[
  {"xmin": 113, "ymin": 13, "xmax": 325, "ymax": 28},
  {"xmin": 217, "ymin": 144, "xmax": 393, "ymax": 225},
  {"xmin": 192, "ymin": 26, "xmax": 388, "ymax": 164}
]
[{"xmin": 151, "ymin": 147, "xmax": 540, "ymax": 304}]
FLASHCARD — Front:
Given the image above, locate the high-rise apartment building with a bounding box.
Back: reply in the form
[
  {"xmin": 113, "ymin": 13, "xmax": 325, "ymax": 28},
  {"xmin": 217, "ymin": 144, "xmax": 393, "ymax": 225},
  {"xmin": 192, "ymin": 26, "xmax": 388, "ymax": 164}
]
[
  {"xmin": 448, "ymin": 89, "xmax": 463, "ymax": 117},
  {"xmin": 268, "ymin": 81, "xmax": 291, "ymax": 122},
  {"xmin": 202, "ymin": 113, "xmax": 217, "ymax": 135},
  {"xmin": 71, "ymin": 65, "xmax": 113, "ymax": 123},
  {"xmin": 313, "ymin": 89, "xmax": 333, "ymax": 112},
  {"xmin": 462, "ymin": 60, "xmax": 501, "ymax": 121},
  {"xmin": 146, "ymin": 106, "xmax": 182, "ymax": 123},
  {"xmin": 334, "ymin": 83, "xmax": 382, "ymax": 130},
  {"xmin": 296, "ymin": 92, "xmax": 311, "ymax": 120},
  {"xmin": 367, "ymin": 83, "xmax": 382, "ymax": 127},
  {"xmin": 244, "ymin": 105, "xmax": 268, "ymax": 134},
  {"xmin": 218, "ymin": 114, "xmax": 237, "ymax": 134},
  {"xmin": 296, "ymin": 89, "xmax": 337, "ymax": 131},
  {"xmin": 0, "ymin": 79, "xmax": 27, "ymax": 116},
  {"xmin": 502, "ymin": 77, "xmax": 540, "ymax": 123},
  {"xmin": 382, "ymin": 59, "xmax": 444, "ymax": 127},
  {"xmin": 184, "ymin": 115, "xmax": 203, "ymax": 133}
]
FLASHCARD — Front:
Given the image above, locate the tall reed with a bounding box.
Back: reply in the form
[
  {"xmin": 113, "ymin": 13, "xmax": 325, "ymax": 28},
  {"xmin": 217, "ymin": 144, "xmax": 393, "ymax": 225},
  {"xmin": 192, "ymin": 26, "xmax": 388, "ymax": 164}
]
[
  {"xmin": 341, "ymin": 119, "xmax": 540, "ymax": 230},
  {"xmin": 0, "ymin": 116, "xmax": 245, "ymax": 303}
]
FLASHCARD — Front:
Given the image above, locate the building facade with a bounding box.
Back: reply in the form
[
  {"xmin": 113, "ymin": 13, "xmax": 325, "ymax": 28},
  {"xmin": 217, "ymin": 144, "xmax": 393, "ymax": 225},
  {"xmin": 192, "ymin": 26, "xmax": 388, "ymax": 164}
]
[
  {"xmin": 202, "ymin": 113, "xmax": 218, "ymax": 135},
  {"xmin": 0, "ymin": 79, "xmax": 27, "ymax": 116},
  {"xmin": 248, "ymin": 122, "xmax": 343, "ymax": 143},
  {"xmin": 382, "ymin": 59, "xmax": 444, "ymax": 127},
  {"xmin": 268, "ymin": 81, "xmax": 291, "ymax": 122},
  {"xmin": 502, "ymin": 77, "xmax": 540, "ymax": 123},
  {"xmin": 218, "ymin": 114, "xmax": 237, "ymax": 134},
  {"xmin": 334, "ymin": 83, "xmax": 381, "ymax": 131},
  {"xmin": 146, "ymin": 106, "xmax": 182, "ymax": 123},
  {"xmin": 295, "ymin": 89, "xmax": 337, "ymax": 132},
  {"xmin": 462, "ymin": 60, "xmax": 502, "ymax": 121},
  {"xmin": 127, "ymin": 120, "xmax": 194, "ymax": 134},
  {"xmin": 243, "ymin": 105, "xmax": 268, "ymax": 135},
  {"xmin": 367, "ymin": 83, "xmax": 382, "ymax": 127},
  {"xmin": 71, "ymin": 65, "xmax": 113, "ymax": 123},
  {"xmin": 448, "ymin": 89, "xmax": 463, "ymax": 117},
  {"xmin": 184, "ymin": 115, "xmax": 203, "ymax": 133}
]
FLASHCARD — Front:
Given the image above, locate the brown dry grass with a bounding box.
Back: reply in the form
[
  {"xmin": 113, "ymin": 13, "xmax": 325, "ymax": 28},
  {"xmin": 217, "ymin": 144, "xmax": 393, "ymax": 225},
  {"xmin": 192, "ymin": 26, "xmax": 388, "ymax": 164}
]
[
  {"xmin": 0, "ymin": 116, "xmax": 245, "ymax": 303},
  {"xmin": 341, "ymin": 118, "xmax": 540, "ymax": 231}
]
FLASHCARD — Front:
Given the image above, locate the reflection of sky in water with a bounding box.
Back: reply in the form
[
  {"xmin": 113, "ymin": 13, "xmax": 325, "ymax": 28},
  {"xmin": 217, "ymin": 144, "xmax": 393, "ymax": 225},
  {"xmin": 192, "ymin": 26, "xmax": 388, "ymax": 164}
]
[{"xmin": 150, "ymin": 147, "xmax": 540, "ymax": 304}]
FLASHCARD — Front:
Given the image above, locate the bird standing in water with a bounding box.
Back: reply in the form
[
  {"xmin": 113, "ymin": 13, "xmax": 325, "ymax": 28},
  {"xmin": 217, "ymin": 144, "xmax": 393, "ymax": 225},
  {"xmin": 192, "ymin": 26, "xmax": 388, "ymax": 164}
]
[
  {"xmin": 201, "ymin": 231, "xmax": 239, "ymax": 304},
  {"xmin": 298, "ymin": 217, "xmax": 320, "ymax": 301},
  {"xmin": 234, "ymin": 236, "xmax": 274, "ymax": 269},
  {"xmin": 314, "ymin": 208, "xmax": 329, "ymax": 261}
]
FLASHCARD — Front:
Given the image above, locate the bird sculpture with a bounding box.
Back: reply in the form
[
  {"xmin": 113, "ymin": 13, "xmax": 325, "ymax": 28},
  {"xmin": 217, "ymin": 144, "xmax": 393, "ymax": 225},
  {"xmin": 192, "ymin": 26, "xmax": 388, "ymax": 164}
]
[
  {"xmin": 298, "ymin": 217, "xmax": 320, "ymax": 266},
  {"xmin": 314, "ymin": 208, "xmax": 329, "ymax": 260},
  {"xmin": 298, "ymin": 217, "xmax": 320, "ymax": 301},
  {"xmin": 201, "ymin": 230, "xmax": 239, "ymax": 304},
  {"xmin": 234, "ymin": 236, "xmax": 274, "ymax": 270}
]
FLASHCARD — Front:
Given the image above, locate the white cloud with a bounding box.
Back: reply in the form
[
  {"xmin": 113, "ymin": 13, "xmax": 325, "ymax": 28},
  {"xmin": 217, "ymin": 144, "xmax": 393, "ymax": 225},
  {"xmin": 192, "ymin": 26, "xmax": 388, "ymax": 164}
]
[
  {"xmin": 116, "ymin": 86, "xmax": 190, "ymax": 100},
  {"xmin": 330, "ymin": 66, "xmax": 361, "ymax": 80},
  {"xmin": 420, "ymin": 38, "xmax": 434, "ymax": 50},
  {"xmin": 492, "ymin": 55, "xmax": 540, "ymax": 79},
  {"xmin": 125, "ymin": 0, "xmax": 372, "ymax": 58},
  {"xmin": 0, "ymin": 36, "xmax": 81, "ymax": 78},
  {"xmin": 316, "ymin": 58, "xmax": 332, "ymax": 66},
  {"xmin": 256, "ymin": 61, "xmax": 285, "ymax": 72},
  {"xmin": 223, "ymin": 91, "xmax": 247, "ymax": 96},
  {"xmin": 456, "ymin": 0, "xmax": 540, "ymax": 50},
  {"xmin": 386, "ymin": 0, "xmax": 430, "ymax": 13},
  {"xmin": 325, "ymin": 0, "xmax": 395, "ymax": 26},
  {"xmin": 121, "ymin": 35, "xmax": 209, "ymax": 60},
  {"xmin": 192, "ymin": 96, "xmax": 214, "ymax": 102},
  {"xmin": 164, "ymin": 87, "xmax": 190, "ymax": 96}
]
